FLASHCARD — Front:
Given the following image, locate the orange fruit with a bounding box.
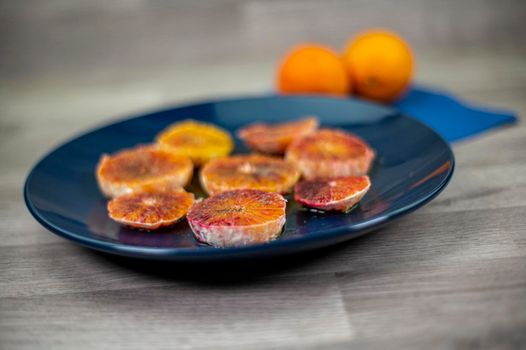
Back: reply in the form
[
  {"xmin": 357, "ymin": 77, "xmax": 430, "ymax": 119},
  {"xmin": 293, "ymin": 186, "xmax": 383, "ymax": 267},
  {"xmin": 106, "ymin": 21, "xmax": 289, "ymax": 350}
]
[
  {"xmin": 294, "ymin": 176, "xmax": 371, "ymax": 212},
  {"xmin": 200, "ymin": 154, "xmax": 300, "ymax": 195},
  {"xmin": 343, "ymin": 29, "xmax": 414, "ymax": 102},
  {"xmin": 96, "ymin": 145, "xmax": 193, "ymax": 198},
  {"xmin": 286, "ymin": 128, "xmax": 375, "ymax": 180},
  {"xmin": 237, "ymin": 116, "xmax": 319, "ymax": 154},
  {"xmin": 108, "ymin": 188, "xmax": 195, "ymax": 230},
  {"xmin": 277, "ymin": 45, "xmax": 350, "ymax": 96},
  {"xmin": 157, "ymin": 119, "xmax": 233, "ymax": 166},
  {"xmin": 187, "ymin": 189, "xmax": 286, "ymax": 247}
]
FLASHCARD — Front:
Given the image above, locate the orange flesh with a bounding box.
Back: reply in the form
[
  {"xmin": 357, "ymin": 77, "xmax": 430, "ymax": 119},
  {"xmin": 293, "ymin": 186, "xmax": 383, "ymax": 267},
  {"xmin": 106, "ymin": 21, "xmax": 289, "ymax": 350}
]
[
  {"xmin": 289, "ymin": 129, "xmax": 369, "ymax": 161},
  {"xmin": 98, "ymin": 146, "xmax": 191, "ymax": 184},
  {"xmin": 108, "ymin": 190, "xmax": 194, "ymax": 229},
  {"xmin": 188, "ymin": 190, "xmax": 285, "ymax": 227},
  {"xmin": 295, "ymin": 176, "xmax": 370, "ymax": 205},
  {"xmin": 200, "ymin": 154, "xmax": 299, "ymax": 194},
  {"xmin": 238, "ymin": 117, "xmax": 319, "ymax": 153},
  {"xmin": 162, "ymin": 132, "xmax": 216, "ymax": 148},
  {"xmin": 156, "ymin": 120, "xmax": 233, "ymax": 165}
]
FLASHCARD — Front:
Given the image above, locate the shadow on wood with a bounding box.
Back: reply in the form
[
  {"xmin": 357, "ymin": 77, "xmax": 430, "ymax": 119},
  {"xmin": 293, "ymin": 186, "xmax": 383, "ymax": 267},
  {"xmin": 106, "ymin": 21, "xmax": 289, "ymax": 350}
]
[{"xmin": 90, "ymin": 228, "xmax": 386, "ymax": 285}]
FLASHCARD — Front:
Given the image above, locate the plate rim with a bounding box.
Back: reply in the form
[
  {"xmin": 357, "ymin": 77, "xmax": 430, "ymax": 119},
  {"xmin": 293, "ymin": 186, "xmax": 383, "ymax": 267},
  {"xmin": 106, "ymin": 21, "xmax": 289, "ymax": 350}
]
[{"xmin": 23, "ymin": 95, "xmax": 455, "ymax": 260}]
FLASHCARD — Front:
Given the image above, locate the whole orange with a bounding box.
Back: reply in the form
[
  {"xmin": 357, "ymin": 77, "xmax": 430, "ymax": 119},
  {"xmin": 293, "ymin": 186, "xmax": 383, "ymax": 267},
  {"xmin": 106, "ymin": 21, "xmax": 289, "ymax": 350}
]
[
  {"xmin": 343, "ymin": 30, "xmax": 414, "ymax": 102},
  {"xmin": 277, "ymin": 45, "xmax": 350, "ymax": 96}
]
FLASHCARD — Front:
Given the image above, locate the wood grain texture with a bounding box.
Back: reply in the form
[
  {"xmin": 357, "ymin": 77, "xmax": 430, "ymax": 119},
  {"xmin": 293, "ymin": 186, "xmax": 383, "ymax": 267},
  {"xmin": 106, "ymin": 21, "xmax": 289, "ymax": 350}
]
[{"xmin": 1, "ymin": 1, "xmax": 526, "ymax": 349}]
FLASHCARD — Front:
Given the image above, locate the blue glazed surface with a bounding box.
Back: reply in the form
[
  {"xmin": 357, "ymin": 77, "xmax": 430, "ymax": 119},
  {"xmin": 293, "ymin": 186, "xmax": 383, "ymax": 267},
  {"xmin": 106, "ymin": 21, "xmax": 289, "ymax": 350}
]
[{"xmin": 24, "ymin": 95, "xmax": 454, "ymax": 261}]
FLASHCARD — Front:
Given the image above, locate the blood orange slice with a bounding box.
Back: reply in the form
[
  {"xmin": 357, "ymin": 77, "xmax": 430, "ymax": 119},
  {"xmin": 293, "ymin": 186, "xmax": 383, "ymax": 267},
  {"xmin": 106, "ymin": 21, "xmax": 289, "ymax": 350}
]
[
  {"xmin": 157, "ymin": 119, "xmax": 233, "ymax": 166},
  {"xmin": 237, "ymin": 116, "xmax": 319, "ymax": 154},
  {"xmin": 96, "ymin": 145, "xmax": 193, "ymax": 198},
  {"xmin": 294, "ymin": 176, "xmax": 371, "ymax": 212},
  {"xmin": 199, "ymin": 154, "xmax": 300, "ymax": 195},
  {"xmin": 286, "ymin": 128, "xmax": 375, "ymax": 180},
  {"xmin": 187, "ymin": 189, "xmax": 286, "ymax": 247},
  {"xmin": 108, "ymin": 189, "xmax": 195, "ymax": 230}
]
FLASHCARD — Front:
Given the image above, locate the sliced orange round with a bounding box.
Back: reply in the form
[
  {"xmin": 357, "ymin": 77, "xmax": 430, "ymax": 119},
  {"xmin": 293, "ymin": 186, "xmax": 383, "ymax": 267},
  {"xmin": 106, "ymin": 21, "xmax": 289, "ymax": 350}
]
[
  {"xmin": 96, "ymin": 145, "xmax": 193, "ymax": 198},
  {"xmin": 294, "ymin": 176, "xmax": 371, "ymax": 212},
  {"xmin": 237, "ymin": 116, "xmax": 319, "ymax": 154},
  {"xmin": 199, "ymin": 154, "xmax": 300, "ymax": 196},
  {"xmin": 156, "ymin": 119, "xmax": 233, "ymax": 166},
  {"xmin": 108, "ymin": 189, "xmax": 195, "ymax": 230},
  {"xmin": 286, "ymin": 128, "xmax": 375, "ymax": 180},
  {"xmin": 187, "ymin": 189, "xmax": 286, "ymax": 247}
]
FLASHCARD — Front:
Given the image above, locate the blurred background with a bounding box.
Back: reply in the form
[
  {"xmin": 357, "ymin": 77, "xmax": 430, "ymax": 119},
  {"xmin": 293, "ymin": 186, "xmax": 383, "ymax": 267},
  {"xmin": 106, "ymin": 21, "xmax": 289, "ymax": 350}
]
[
  {"xmin": 2, "ymin": 0, "xmax": 525, "ymax": 184},
  {"xmin": 2, "ymin": 0, "xmax": 525, "ymax": 132}
]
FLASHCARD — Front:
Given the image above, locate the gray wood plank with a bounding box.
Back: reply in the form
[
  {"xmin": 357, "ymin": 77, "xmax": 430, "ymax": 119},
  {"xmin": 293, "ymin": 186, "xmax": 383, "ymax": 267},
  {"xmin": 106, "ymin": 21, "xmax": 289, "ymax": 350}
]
[
  {"xmin": 338, "ymin": 256, "xmax": 526, "ymax": 349},
  {"xmin": 0, "ymin": 274, "xmax": 353, "ymax": 350}
]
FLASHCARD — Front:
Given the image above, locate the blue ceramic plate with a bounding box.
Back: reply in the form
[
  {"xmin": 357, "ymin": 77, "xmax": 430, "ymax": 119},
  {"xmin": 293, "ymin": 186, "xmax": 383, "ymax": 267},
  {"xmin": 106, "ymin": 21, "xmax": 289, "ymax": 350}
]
[{"xmin": 24, "ymin": 95, "xmax": 454, "ymax": 261}]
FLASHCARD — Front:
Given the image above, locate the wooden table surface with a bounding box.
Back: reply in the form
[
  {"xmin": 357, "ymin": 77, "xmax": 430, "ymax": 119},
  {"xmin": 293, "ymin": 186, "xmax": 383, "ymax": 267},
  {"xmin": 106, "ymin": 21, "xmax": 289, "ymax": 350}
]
[{"xmin": 1, "ymin": 2, "xmax": 526, "ymax": 349}]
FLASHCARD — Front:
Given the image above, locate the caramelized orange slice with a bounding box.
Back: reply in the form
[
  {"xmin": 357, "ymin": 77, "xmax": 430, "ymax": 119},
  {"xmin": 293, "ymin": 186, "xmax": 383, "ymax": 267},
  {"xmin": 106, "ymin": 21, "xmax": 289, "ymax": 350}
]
[
  {"xmin": 96, "ymin": 145, "xmax": 193, "ymax": 198},
  {"xmin": 200, "ymin": 154, "xmax": 300, "ymax": 195},
  {"xmin": 237, "ymin": 116, "xmax": 319, "ymax": 154},
  {"xmin": 187, "ymin": 189, "xmax": 286, "ymax": 247},
  {"xmin": 157, "ymin": 119, "xmax": 233, "ymax": 166},
  {"xmin": 294, "ymin": 176, "xmax": 371, "ymax": 212},
  {"xmin": 108, "ymin": 189, "xmax": 195, "ymax": 230},
  {"xmin": 286, "ymin": 128, "xmax": 375, "ymax": 180}
]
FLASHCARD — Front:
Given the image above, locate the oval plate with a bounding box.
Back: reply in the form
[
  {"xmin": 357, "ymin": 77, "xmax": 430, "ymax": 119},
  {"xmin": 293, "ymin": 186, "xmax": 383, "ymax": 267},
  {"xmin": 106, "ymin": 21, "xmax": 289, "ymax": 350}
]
[{"xmin": 24, "ymin": 95, "xmax": 454, "ymax": 261}]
